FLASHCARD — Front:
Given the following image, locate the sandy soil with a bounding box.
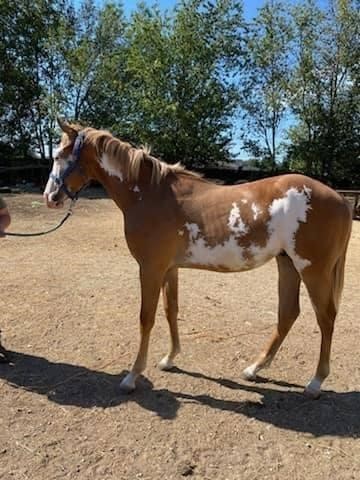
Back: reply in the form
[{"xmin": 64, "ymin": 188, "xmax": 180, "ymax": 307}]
[{"xmin": 0, "ymin": 193, "xmax": 359, "ymax": 480}]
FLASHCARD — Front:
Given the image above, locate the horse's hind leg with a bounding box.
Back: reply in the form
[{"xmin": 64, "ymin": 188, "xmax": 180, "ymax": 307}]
[
  {"xmin": 158, "ymin": 267, "xmax": 181, "ymax": 370},
  {"xmin": 243, "ymin": 254, "xmax": 301, "ymax": 380},
  {"xmin": 302, "ymin": 267, "xmax": 340, "ymax": 398}
]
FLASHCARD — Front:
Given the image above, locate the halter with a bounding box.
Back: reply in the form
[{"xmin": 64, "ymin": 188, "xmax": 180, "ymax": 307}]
[
  {"xmin": 3, "ymin": 132, "xmax": 87, "ymax": 238},
  {"xmin": 0, "ymin": 132, "xmax": 86, "ymax": 237},
  {"xmin": 49, "ymin": 131, "xmax": 88, "ymax": 201}
]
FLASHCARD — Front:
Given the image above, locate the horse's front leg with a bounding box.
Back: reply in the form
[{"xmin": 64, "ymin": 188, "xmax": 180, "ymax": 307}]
[{"xmin": 120, "ymin": 266, "xmax": 164, "ymax": 392}]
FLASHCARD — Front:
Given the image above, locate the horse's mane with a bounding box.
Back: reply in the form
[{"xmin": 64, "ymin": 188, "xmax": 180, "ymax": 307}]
[{"xmin": 71, "ymin": 125, "xmax": 201, "ymax": 184}]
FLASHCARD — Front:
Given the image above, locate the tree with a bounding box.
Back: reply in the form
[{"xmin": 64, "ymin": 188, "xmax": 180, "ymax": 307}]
[
  {"xmin": 63, "ymin": 0, "xmax": 126, "ymax": 123},
  {"xmin": 79, "ymin": 2, "xmax": 128, "ymax": 130},
  {"xmin": 0, "ymin": 0, "xmax": 79, "ymax": 163},
  {"xmin": 284, "ymin": 0, "xmax": 323, "ymax": 175},
  {"xmin": 286, "ymin": 0, "xmax": 360, "ymax": 186},
  {"xmin": 121, "ymin": 0, "xmax": 244, "ymax": 166},
  {"xmin": 239, "ymin": 0, "xmax": 292, "ymax": 170},
  {"xmin": 0, "ymin": 0, "xmax": 61, "ymax": 158}
]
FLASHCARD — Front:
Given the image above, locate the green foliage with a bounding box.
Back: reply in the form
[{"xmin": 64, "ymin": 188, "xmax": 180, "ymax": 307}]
[
  {"xmin": 0, "ymin": 0, "xmax": 359, "ymax": 186},
  {"xmin": 285, "ymin": 0, "xmax": 360, "ymax": 186},
  {"xmin": 63, "ymin": 0, "xmax": 126, "ymax": 121},
  {"xmin": 0, "ymin": 0, "xmax": 62, "ymax": 156},
  {"xmin": 239, "ymin": 0, "xmax": 292, "ymax": 170},
  {"xmin": 119, "ymin": 0, "xmax": 244, "ymax": 166}
]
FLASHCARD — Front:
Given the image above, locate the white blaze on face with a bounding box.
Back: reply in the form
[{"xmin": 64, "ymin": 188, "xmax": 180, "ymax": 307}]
[
  {"xmin": 99, "ymin": 153, "xmax": 123, "ymax": 181},
  {"xmin": 44, "ymin": 161, "xmax": 61, "ymax": 197},
  {"xmin": 43, "ymin": 144, "xmax": 73, "ymax": 200}
]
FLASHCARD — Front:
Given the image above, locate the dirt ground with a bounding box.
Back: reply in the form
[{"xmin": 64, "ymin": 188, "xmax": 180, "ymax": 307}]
[{"xmin": 0, "ymin": 193, "xmax": 359, "ymax": 480}]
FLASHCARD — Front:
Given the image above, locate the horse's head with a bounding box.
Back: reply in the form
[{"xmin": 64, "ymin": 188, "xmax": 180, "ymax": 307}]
[{"xmin": 44, "ymin": 118, "xmax": 91, "ymax": 208}]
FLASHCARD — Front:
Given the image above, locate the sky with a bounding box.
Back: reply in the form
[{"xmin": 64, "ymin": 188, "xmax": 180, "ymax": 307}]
[
  {"xmin": 121, "ymin": 0, "xmax": 329, "ymax": 16},
  {"xmin": 121, "ymin": 0, "xmax": 278, "ymax": 20}
]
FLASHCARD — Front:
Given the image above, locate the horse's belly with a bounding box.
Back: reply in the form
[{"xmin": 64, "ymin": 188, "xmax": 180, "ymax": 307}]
[{"xmin": 179, "ymin": 236, "xmax": 275, "ymax": 272}]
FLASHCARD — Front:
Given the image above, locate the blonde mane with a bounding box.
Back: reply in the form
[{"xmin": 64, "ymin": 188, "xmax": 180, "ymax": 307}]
[{"xmin": 73, "ymin": 126, "xmax": 200, "ymax": 184}]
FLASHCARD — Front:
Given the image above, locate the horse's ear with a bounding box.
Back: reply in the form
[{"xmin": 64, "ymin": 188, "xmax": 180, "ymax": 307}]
[{"xmin": 57, "ymin": 117, "xmax": 77, "ymax": 136}]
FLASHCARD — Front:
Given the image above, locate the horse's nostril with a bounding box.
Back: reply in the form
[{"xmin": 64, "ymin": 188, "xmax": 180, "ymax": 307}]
[{"xmin": 50, "ymin": 191, "xmax": 60, "ymax": 202}]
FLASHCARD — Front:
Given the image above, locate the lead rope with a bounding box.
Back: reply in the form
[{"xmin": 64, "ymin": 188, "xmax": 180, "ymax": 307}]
[{"xmin": 3, "ymin": 200, "xmax": 76, "ymax": 237}]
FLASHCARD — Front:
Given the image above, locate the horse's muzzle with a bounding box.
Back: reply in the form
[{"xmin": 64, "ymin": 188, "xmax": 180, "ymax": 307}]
[{"xmin": 44, "ymin": 191, "xmax": 65, "ymax": 209}]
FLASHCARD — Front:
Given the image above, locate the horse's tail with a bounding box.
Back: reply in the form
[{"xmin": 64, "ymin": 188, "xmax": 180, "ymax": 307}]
[{"xmin": 332, "ymin": 202, "xmax": 352, "ymax": 312}]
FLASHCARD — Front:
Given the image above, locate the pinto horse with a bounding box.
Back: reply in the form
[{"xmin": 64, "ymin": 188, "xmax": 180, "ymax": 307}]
[{"xmin": 44, "ymin": 119, "xmax": 352, "ymax": 398}]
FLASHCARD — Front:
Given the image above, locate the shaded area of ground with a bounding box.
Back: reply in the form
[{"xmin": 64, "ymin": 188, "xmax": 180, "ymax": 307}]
[{"xmin": 0, "ymin": 194, "xmax": 359, "ymax": 479}]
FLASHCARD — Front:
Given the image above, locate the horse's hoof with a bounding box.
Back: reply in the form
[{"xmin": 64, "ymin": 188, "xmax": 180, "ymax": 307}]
[
  {"xmin": 0, "ymin": 345, "xmax": 9, "ymax": 363},
  {"xmin": 242, "ymin": 364, "xmax": 258, "ymax": 381},
  {"xmin": 158, "ymin": 356, "xmax": 175, "ymax": 371},
  {"xmin": 119, "ymin": 374, "xmax": 136, "ymax": 393},
  {"xmin": 304, "ymin": 388, "xmax": 321, "ymax": 399},
  {"xmin": 0, "ymin": 353, "xmax": 10, "ymax": 364},
  {"xmin": 304, "ymin": 378, "xmax": 321, "ymax": 399}
]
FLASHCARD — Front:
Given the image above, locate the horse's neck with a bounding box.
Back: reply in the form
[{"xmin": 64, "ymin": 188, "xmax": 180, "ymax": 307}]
[
  {"xmin": 94, "ymin": 159, "xmax": 149, "ymax": 212},
  {"xmin": 97, "ymin": 176, "xmax": 132, "ymax": 211}
]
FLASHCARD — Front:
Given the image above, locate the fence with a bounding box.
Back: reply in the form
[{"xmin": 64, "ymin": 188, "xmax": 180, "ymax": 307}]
[{"xmin": 337, "ymin": 190, "xmax": 360, "ymax": 220}]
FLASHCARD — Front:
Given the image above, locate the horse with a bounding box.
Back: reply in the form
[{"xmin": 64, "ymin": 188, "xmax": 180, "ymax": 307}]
[{"xmin": 44, "ymin": 118, "xmax": 352, "ymax": 398}]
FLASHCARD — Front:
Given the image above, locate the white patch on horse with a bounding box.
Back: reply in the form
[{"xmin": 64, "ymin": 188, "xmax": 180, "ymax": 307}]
[
  {"xmin": 228, "ymin": 203, "xmax": 248, "ymax": 236},
  {"xmin": 186, "ymin": 235, "xmax": 246, "ymax": 269},
  {"xmin": 185, "ymin": 222, "xmax": 201, "ymax": 240},
  {"xmin": 251, "ymin": 203, "xmax": 261, "ymax": 220},
  {"xmin": 178, "ymin": 229, "xmax": 184, "ymax": 236},
  {"xmin": 303, "ymin": 185, "xmax": 312, "ymax": 197},
  {"xmin": 44, "ymin": 158, "xmax": 71, "ymax": 197},
  {"xmin": 133, "ymin": 185, "xmax": 140, "ymax": 192},
  {"xmin": 183, "ymin": 187, "xmax": 311, "ymax": 271},
  {"xmin": 184, "ymin": 221, "xmax": 247, "ymax": 269},
  {"xmin": 99, "ymin": 153, "xmax": 123, "ymax": 181},
  {"xmin": 268, "ymin": 187, "xmax": 312, "ymax": 271},
  {"xmin": 245, "ymin": 187, "xmax": 312, "ymax": 271},
  {"xmin": 241, "ymin": 199, "xmax": 248, "ymax": 204}
]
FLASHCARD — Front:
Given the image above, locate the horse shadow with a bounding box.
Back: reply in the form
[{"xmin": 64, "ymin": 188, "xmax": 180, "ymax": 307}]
[
  {"xmin": 166, "ymin": 367, "xmax": 360, "ymax": 438},
  {"xmin": 0, "ymin": 351, "xmax": 359, "ymax": 437},
  {"xmin": 0, "ymin": 350, "xmax": 179, "ymax": 420}
]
